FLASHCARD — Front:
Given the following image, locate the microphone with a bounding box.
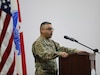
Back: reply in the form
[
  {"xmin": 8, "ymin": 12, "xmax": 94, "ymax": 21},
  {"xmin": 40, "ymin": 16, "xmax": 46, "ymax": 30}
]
[
  {"xmin": 64, "ymin": 35, "xmax": 100, "ymax": 53},
  {"xmin": 64, "ymin": 35, "xmax": 78, "ymax": 42}
]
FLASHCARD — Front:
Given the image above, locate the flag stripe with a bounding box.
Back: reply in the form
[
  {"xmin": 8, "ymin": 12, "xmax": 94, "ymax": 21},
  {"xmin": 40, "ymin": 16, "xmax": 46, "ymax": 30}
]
[
  {"xmin": 7, "ymin": 52, "xmax": 15, "ymax": 75},
  {"xmin": 0, "ymin": 13, "xmax": 11, "ymax": 48},
  {"xmin": 17, "ymin": 0, "xmax": 21, "ymax": 22},
  {"xmin": 20, "ymin": 32, "xmax": 27, "ymax": 75},
  {"xmin": 0, "ymin": 32, "xmax": 13, "ymax": 72}
]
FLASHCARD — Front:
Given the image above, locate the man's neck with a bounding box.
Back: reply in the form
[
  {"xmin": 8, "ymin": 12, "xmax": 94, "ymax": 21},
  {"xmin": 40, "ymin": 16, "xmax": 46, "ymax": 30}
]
[{"xmin": 40, "ymin": 35, "xmax": 50, "ymax": 40}]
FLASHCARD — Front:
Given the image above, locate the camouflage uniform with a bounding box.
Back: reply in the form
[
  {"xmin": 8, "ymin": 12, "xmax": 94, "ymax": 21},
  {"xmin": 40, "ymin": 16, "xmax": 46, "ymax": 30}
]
[{"xmin": 32, "ymin": 36, "xmax": 77, "ymax": 75}]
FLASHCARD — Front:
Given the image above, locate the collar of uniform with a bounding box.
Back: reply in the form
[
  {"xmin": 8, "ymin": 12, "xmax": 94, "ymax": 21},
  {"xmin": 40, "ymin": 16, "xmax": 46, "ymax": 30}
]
[{"xmin": 39, "ymin": 36, "xmax": 51, "ymax": 43}]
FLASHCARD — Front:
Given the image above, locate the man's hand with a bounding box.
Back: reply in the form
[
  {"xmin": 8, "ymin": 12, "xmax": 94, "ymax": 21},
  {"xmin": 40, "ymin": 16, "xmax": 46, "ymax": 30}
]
[{"xmin": 59, "ymin": 52, "xmax": 69, "ymax": 58}]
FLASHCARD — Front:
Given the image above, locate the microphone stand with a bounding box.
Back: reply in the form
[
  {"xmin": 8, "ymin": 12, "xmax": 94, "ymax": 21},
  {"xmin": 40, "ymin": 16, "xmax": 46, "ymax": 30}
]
[{"xmin": 69, "ymin": 38, "xmax": 100, "ymax": 54}]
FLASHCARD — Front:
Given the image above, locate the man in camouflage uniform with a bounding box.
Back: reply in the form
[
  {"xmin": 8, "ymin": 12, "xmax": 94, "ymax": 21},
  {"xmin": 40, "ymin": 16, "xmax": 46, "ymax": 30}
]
[{"xmin": 32, "ymin": 22, "xmax": 82, "ymax": 75}]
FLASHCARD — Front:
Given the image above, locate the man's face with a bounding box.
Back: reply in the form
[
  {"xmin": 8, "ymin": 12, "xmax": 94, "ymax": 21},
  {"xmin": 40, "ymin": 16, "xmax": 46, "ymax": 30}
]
[{"xmin": 41, "ymin": 24, "xmax": 54, "ymax": 39}]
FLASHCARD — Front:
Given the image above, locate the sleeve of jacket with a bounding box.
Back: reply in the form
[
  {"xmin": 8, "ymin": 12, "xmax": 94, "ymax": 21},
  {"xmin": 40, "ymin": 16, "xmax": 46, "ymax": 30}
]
[{"xmin": 53, "ymin": 41, "xmax": 78, "ymax": 54}]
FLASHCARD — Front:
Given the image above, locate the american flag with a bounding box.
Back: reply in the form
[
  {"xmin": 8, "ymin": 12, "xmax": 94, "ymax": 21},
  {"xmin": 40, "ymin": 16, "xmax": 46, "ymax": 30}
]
[{"xmin": 0, "ymin": 0, "xmax": 27, "ymax": 75}]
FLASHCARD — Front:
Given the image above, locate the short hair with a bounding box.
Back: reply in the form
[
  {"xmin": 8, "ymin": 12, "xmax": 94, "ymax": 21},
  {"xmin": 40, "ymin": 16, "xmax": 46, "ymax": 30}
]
[{"xmin": 40, "ymin": 21, "xmax": 52, "ymax": 30}]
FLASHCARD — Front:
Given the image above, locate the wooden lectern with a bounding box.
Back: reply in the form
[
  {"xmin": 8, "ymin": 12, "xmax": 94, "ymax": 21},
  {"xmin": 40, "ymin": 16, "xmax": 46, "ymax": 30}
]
[{"xmin": 59, "ymin": 53, "xmax": 95, "ymax": 75}]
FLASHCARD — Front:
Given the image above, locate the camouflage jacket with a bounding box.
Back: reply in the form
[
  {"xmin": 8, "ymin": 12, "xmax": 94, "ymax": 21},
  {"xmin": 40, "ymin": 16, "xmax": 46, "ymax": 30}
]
[{"xmin": 32, "ymin": 36, "xmax": 77, "ymax": 74}]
